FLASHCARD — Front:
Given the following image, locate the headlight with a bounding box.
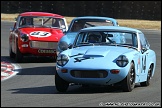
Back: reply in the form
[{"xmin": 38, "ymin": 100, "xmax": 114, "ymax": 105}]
[
  {"xmin": 57, "ymin": 54, "xmax": 69, "ymax": 66},
  {"xmin": 58, "ymin": 41, "xmax": 69, "ymax": 51},
  {"xmin": 116, "ymin": 55, "xmax": 128, "ymax": 67},
  {"xmin": 20, "ymin": 33, "xmax": 29, "ymax": 42}
]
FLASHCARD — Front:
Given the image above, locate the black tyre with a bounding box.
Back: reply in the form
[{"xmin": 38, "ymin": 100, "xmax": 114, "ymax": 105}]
[
  {"xmin": 140, "ymin": 65, "xmax": 152, "ymax": 86},
  {"xmin": 15, "ymin": 43, "xmax": 23, "ymax": 63},
  {"xmin": 55, "ymin": 71, "xmax": 69, "ymax": 92},
  {"xmin": 9, "ymin": 44, "xmax": 15, "ymax": 58},
  {"xmin": 122, "ymin": 62, "xmax": 135, "ymax": 92}
]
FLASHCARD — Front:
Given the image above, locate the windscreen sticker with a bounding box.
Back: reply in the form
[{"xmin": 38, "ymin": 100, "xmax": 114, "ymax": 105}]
[{"xmin": 30, "ymin": 31, "xmax": 51, "ymax": 37}]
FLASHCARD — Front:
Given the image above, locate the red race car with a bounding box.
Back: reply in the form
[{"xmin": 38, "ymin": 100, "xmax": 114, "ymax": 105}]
[{"xmin": 9, "ymin": 12, "xmax": 68, "ymax": 62}]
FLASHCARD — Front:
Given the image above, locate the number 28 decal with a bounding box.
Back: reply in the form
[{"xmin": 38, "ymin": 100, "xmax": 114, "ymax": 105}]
[{"xmin": 30, "ymin": 31, "xmax": 51, "ymax": 37}]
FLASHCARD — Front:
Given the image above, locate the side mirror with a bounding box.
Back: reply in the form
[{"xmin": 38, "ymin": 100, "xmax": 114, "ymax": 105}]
[
  {"xmin": 62, "ymin": 29, "xmax": 67, "ymax": 34},
  {"xmin": 61, "ymin": 25, "xmax": 67, "ymax": 34},
  {"xmin": 141, "ymin": 47, "xmax": 148, "ymax": 54},
  {"xmin": 68, "ymin": 44, "xmax": 73, "ymax": 49},
  {"xmin": 10, "ymin": 27, "xmax": 14, "ymax": 32},
  {"xmin": 15, "ymin": 17, "xmax": 17, "ymax": 21}
]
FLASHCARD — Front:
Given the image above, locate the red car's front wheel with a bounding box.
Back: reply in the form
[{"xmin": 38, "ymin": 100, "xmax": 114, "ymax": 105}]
[
  {"xmin": 15, "ymin": 43, "xmax": 23, "ymax": 63},
  {"xmin": 9, "ymin": 44, "xmax": 15, "ymax": 58}
]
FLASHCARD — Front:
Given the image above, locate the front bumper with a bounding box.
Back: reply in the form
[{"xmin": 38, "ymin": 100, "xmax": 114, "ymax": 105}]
[
  {"xmin": 19, "ymin": 41, "xmax": 58, "ymax": 56},
  {"xmin": 56, "ymin": 66, "xmax": 129, "ymax": 85}
]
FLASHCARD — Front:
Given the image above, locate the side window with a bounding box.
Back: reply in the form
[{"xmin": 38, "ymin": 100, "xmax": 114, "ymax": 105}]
[
  {"xmin": 144, "ymin": 35, "xmax": 150, "ymax": 47},
  {"xmin": 75, "ymin": 32, "xmax": 87, "ymax": 45},
  {"xmin": 139, "ymin": 33, "xmax": 147, "ymax": 48},
  {"xmin": 70, "ymin": 21, "xmax": 84, "ymax": 32},
  {"xmin": 117, "ymin": 22, "xmax": 119, "ymax": 26},
  {"xmin": 132, "ymin": 34, "xmax": 138, "ymax": 47},
  {"xmin": 19, "ymin": 17, "xmax": 24, "ymax": 26}
]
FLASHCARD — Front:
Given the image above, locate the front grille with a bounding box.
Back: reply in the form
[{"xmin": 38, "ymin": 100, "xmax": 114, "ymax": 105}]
[
  {"xmin": 70, "ymin": 70, "xmax": 108, "ymax": 78},
  {"xmin": 30, "ymin": 41, "xmax": 57, "ymax": 49}
]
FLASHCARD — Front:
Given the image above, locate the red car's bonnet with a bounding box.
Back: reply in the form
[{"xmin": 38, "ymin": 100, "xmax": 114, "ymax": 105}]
[{"xmin": 19, "ymin": 28, "xmax": 64, "ymax": 42}]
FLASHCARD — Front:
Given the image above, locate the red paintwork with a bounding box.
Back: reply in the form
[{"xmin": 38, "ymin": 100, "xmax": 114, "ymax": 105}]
[
  {"xmin": 20, "ymin": 28, "xmax": 63, "ymax": 41},
  {"xmin": 20, "ymin": 12, "xmax": 64, "ymax": 18},
  {"xmin": 9, "ymin": 12, "xmax": 66, "ymax": 58},
  {"xmin": 17, "ymin": 27, "xmax": 63, "ymax": 55}
]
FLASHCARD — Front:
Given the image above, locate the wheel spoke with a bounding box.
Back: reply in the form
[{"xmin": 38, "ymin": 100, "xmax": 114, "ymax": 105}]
[
  {"xmin": 130, "ymin": 68, "xmax": 135, "ymax": 84},
  {"xmin": 148, "ymin": 69, "xmax": 151, "ymax": 79}
]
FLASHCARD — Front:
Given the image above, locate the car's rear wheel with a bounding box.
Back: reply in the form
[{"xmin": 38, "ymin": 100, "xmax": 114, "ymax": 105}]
[
  {"xmin": 9, "ymin": 44, "xmax": 15, "ymax": 58},
  {"xmin": 140, "ymin": 65, "xmax": 152, "ymax": 86},
  {"xmin": 122, "ymin": 62, "xmax": 135, "ymax": 92},
  {"xmin": 55, "ymin": 71, "xmax": 69, "ymax": 92},
  {"xmin": 15, "ymin": 43, "xmax": 23, "ymax": 63}
]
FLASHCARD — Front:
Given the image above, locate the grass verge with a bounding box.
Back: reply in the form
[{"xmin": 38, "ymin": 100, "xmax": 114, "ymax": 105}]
[{"xmin": 1, "ymin": 13, "xmax": 161, "ymax": 30}]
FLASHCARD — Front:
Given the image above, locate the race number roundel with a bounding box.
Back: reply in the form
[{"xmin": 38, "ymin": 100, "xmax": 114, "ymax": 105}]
[{"xmin": 30, "ymin": 31, "xmax": 51, "ymax": 37}]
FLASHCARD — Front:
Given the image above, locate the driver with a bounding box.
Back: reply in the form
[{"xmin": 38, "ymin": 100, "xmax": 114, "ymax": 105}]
[
  {"xmin": 88, "ymin": 34, "xmax": 98, "ymax": 43},
  {"xmin": 71, "ymin": 21, "xmax": 84, "ymax": 32},
  {"xmin": 25, "ymin": 18, "xmax": 32, "ymax": 25}
]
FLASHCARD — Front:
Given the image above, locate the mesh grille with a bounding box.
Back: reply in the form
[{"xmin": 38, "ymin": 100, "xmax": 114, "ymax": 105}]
[
  {"xmin": 30, "ymin": 41, "xmax": 57, "ymax": 49},
  {"xmin": 70, "ymin": 70, "xmax": 108, "ymax": 78}
]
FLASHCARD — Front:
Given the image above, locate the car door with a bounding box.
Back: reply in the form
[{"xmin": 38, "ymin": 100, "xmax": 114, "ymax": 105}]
[{"xmin": 139, "ymin": 33, "xmax": 149, "ymax": 75}]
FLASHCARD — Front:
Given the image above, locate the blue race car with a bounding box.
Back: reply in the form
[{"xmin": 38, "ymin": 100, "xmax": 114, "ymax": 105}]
[
  {"xmin": 55, "ymin": 26, "xmax": 156, "ymax": 92},
  {"xmin": 57, "ymin": 16, "xmax": 119, "ymax": 53}
]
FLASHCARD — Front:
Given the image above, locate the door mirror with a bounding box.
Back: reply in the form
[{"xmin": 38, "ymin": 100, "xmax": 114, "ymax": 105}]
[
  {"xmin": 68, "ymin": 44, "xmax": 73, "ymax": 49},
  {"xmin": 10, "ymin": 27, "xmax": 14, "ymax": 32}
]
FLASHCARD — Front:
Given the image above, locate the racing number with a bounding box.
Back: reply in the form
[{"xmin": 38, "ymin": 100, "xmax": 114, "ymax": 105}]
[
  {"xmin": 31, "ymin": 31, "xmax": 49, "ymax": 36},
  {"xmin": 142, "ymin": 55, "xmax": 146, "ymax": 70}
]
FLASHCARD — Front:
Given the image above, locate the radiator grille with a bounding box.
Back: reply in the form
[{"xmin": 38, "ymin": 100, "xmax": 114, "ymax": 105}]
[
  {"xmin": 30, "ymin": 41, "xmax": 57, "ymax": 49},
  {"xmin": 70, "ymin": 70, "xmax": 108, "ymax": 78}
]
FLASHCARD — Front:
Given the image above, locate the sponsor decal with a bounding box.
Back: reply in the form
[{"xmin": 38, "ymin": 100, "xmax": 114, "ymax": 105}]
[
  {"xmin": 38, "ymin": 49, "xmax": 56, "ymax": 53},
  {"xmin": 30, "ymin": 31, "xmax": 51, "ymax": 37}
]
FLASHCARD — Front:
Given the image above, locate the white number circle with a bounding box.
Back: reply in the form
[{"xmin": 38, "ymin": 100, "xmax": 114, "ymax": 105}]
[{"xmin": 30, "ymin": 31, "xmax": 51, "ymax": 37}]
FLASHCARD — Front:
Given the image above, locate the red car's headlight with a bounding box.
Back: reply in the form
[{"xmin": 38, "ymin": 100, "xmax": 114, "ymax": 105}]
[{"xmin": 20, "ymin": 33, "xmax": 29, "ymax": 42}]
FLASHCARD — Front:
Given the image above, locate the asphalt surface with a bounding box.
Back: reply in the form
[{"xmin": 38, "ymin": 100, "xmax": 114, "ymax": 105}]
[{"xmin": 1, "ymin": 21, "xmax": 161, "ymax": 107}]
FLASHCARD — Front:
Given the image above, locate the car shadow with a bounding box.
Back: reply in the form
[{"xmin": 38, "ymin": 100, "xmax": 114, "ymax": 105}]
[
  {"xmin": 16, "ymin": 66, "xmax": 56, "ymax": 75},
  {"xmin": 8, "ymin": 83, "xmax": 142, "ymax": 94},
  {"xmin": 2, "ymin": 56, "xmax": 142, "ymax": 94},
  {"xmin": 1, "ymin": 56, "xmax": 56, "ymax": 63}
]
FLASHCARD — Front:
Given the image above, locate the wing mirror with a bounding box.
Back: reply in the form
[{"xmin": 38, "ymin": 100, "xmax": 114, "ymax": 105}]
[
  {"xmin": 68, "ymin": 44, "xmax": 73, "ymax": 49},
  {"xmin": 10, "ymin": 27, "xmax": 14, "ymax": 32}
]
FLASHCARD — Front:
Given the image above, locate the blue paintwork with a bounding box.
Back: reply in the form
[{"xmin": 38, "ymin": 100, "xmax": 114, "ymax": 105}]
[
  {"xmin": 56, "ymin": 26, "xmax": 156, "ymax": 87},
  {"xmin": 80, "ymin": 26, "xmax": 142, "ymax": 33},
  {"xmin": 57, "ymin": 16, "xmax": 119, "ymax": 53},
  {"xmin": 57, "ymin": 46, "xmax": 135, "ymax": 85}
]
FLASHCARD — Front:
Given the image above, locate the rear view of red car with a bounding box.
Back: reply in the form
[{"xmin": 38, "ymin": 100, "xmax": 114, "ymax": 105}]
[{"xmin": 9, "ymin": 12, "xmax": 68, "ymax": 62}]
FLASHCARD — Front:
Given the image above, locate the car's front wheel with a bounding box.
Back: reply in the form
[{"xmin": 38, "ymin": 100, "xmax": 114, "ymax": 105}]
[
  {"xmin": 9, "ymin": 44, "xmax": 15, "ymax": 58},
  {"xmin": 55, "ymin": 71, "xmax": 69, "ymax": 92},
  {"xmin": 15, "ymin": 43, "xmax": 23, "ymax": 63},
  {"xmin": 140, "ymin": 65, "xmax": 152, "ymax": 86},
  {"xmin": 121, "ymin": 62, "xmax": 135, "ymax": 92}
]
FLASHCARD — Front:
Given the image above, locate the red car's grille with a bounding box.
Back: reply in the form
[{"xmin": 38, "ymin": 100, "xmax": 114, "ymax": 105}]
[
  {"xmin": 70, "ymin": 70, "xmax": 108, "ymax": 78},
  {"xmin": 30, "ymin": 41, "xmax": 57, "ymax": 49}
]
